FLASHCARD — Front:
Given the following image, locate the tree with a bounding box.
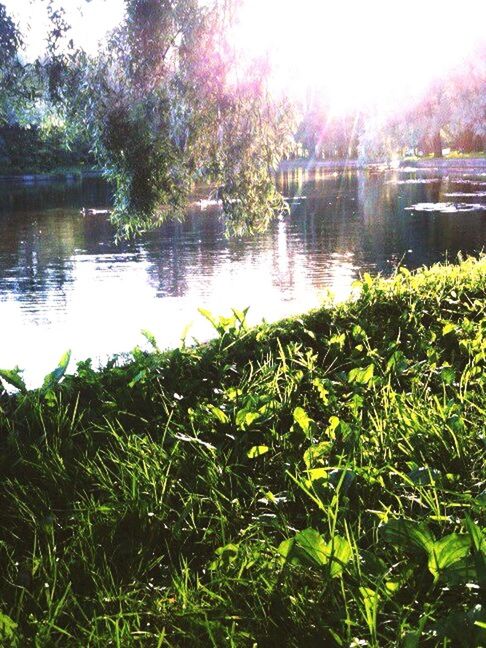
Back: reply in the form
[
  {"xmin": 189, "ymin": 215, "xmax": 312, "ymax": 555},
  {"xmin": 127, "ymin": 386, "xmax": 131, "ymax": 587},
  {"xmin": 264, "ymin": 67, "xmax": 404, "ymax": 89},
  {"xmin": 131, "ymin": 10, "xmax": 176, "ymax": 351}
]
[
  {"xmin": 60, "ymin": 0, "xmax": 295, "ymax": 238},
  {"xmin": 0, "ymin": 3, "xmax": 23, "ymax": 123}
]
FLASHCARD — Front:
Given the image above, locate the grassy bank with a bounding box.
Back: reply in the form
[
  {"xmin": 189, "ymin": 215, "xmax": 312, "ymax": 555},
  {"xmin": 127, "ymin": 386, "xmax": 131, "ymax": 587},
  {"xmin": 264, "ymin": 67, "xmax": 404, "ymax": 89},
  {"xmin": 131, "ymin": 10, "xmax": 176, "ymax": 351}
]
[{"xmin": 0, "ymin": 258, "xmax": 485, "ymax": 646}]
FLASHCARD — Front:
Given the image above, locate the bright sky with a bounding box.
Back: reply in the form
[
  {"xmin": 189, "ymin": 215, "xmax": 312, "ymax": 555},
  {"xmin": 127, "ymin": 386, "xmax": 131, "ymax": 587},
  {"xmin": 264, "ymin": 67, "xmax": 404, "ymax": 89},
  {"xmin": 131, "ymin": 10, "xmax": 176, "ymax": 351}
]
[
  {"xmin": 3, "ymin": 0, "xmax": 125, "ymax": 59},
  {"xmin": 4, "ymin": 0, "xmax": 486, "ymax": 113},
  {"xmin": 232, "ymin": 0, "xmax": 486, "ymax": 112}
]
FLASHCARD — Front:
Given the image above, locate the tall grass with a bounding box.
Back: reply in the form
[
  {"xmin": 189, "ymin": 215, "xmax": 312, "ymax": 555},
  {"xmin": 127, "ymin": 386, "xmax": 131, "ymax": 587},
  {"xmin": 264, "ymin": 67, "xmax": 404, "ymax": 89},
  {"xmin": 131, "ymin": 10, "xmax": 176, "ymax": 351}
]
[{"xmin": 0, "ymin": 257, "xmax": 485, "ymax": 646}]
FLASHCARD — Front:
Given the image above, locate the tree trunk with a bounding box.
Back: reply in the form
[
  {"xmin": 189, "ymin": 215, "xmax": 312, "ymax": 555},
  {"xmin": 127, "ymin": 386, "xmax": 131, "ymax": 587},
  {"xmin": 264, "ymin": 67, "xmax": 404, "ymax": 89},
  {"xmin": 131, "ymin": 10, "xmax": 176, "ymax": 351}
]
[{"xmin": 433, "ymin": 131, "xmax": 443, "ymax": 157}]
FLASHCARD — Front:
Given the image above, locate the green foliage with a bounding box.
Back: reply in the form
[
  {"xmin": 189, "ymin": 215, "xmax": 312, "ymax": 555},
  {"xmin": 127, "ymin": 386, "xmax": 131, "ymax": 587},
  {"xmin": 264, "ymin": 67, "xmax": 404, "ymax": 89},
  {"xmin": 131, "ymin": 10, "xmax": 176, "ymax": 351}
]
[{"xmin": 0, "ymin": 257, "xmax": 485, "ymax": 645}]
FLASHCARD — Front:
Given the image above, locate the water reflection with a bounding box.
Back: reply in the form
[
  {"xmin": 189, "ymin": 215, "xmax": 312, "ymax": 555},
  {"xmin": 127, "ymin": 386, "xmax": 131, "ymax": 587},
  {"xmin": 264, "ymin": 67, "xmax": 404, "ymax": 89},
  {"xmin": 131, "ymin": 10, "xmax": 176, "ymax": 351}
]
[{"xmin": 0, "ymin": 168, "xmax": 485, "ymax": 386}]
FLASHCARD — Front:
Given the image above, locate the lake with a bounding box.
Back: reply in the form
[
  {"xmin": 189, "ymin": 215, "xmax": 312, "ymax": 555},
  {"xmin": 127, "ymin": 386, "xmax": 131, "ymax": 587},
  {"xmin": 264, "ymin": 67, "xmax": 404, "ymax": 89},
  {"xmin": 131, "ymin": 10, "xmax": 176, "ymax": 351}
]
[{"xmin": 1, "ymin": 166, "xmax": 485, "ymax": 387}]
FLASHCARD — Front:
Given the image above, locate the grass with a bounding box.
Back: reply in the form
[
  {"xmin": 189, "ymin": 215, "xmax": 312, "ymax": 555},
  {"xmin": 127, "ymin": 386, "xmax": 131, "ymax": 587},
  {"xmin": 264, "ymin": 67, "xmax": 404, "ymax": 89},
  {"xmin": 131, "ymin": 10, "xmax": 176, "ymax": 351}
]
[{"xmin": 0, "ymin": 256, "xmax": 485, "ymax": 646}]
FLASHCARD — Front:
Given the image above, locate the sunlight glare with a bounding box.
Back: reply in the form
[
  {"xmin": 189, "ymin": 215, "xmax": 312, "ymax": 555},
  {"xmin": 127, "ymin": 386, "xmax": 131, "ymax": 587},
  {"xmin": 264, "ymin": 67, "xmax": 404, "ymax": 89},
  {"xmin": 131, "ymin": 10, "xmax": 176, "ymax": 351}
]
[{"xmin": 231, "ymin": 0, "xmax": 486, "ymax": 113}]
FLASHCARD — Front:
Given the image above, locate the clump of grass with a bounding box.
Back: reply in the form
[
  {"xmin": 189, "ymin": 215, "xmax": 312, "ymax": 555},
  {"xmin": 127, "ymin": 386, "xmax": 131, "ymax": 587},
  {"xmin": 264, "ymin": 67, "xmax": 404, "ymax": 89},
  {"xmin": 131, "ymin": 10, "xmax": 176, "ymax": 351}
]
[{"xmin": 0, "ymin": 257, "xmax": 485, "ymax": 646}]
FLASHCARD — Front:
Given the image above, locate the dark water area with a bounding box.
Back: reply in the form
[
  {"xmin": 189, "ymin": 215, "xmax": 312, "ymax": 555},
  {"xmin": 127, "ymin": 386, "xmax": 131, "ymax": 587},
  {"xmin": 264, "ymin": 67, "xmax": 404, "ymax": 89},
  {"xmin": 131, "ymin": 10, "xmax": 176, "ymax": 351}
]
[{"xmin": 1, "ymin": 167, "xmax": 485, "ymax": 386}]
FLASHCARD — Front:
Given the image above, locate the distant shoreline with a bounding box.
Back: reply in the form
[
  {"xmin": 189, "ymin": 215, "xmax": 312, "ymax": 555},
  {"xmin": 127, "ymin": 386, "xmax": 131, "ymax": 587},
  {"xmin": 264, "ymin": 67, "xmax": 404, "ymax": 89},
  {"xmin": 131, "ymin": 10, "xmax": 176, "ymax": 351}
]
[
  {"xmin": 279, "ymin": 157, "xmax": 486, "ymax": 171},
  {"xmin": 0, "ymin": 157, "xmax": 485, "ymax": 183}
]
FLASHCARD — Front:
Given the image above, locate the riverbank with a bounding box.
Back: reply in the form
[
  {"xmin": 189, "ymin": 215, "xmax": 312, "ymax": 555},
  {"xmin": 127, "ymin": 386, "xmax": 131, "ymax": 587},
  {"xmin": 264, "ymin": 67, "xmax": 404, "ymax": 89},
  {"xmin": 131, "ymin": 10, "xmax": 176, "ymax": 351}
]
[
  {"xmin": 402, "ymin": 156, "xmax": 486, "ymax": 170},
  {"xmin": 1, "ymin": 156, "xmax": 485, "ymax": 183},
  {"xmin": 0, "ymin": 167, "xmax": 103, "ymax": 183},
  {"xmin": 279, "ymin": 156, "xmax": 486, "ymax": 172},
  {"xmin": 0, "ymin": 257, "xmax": 485, "ymax": 646}
]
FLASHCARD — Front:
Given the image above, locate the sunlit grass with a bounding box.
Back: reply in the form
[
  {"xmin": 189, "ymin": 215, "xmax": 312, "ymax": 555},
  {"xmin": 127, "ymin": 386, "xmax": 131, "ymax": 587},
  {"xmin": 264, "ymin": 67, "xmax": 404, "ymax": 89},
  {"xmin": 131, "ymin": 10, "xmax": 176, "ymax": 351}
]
[{"xmin": 0, "ymin": 256, "xmax": 485, "ymax": 646}]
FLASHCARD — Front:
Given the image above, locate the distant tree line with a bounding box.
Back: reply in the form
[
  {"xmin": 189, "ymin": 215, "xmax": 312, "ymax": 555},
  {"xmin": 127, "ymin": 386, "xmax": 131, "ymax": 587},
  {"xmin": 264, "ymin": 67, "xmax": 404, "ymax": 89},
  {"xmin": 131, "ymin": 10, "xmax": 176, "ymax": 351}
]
[
  {"xmin": 0, "ymin": 3, "xmax": 95, "ymax": 173},
  {"xmin": 296, "ymin": 49, "xmax": 486, "ymax": 161}
]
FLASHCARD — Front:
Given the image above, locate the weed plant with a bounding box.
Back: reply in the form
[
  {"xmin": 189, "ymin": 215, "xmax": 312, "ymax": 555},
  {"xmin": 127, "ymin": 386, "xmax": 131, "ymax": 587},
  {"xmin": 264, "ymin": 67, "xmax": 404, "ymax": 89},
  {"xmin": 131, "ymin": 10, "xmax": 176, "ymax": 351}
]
[{"xmin": 0, "ymin": 257, "xmax": 485, "ymax": 646}]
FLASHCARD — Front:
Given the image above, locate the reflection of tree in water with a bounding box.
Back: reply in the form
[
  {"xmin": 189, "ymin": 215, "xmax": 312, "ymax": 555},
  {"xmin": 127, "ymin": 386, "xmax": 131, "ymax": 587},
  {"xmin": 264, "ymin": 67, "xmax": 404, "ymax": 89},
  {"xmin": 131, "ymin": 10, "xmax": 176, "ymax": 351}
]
[
  {"xmin": 0, "ymin": 179, "xmax": 113, "ymax": 311},
  {"xmin": 0, "ymin": 171, "xmax": 485, "ymax": 328},
  {"xmin": 0, "ymin": 178, "xmax": 112, "ymax": 214},
  {"xmin": 277, "ymin": 171, "xmax": 366, "ymax": 287},
  {"xmin": 142, "ymin": 207, "xmax": 225, "ymax": 297}
]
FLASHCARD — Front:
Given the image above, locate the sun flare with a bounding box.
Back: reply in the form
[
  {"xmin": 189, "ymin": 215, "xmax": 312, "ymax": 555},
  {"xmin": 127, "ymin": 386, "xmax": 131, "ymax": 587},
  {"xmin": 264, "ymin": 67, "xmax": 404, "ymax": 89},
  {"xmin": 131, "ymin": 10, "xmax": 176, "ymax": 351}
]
[{"xmin": 231, "ymin": 0, "xmax": 486, "ymax": 114}]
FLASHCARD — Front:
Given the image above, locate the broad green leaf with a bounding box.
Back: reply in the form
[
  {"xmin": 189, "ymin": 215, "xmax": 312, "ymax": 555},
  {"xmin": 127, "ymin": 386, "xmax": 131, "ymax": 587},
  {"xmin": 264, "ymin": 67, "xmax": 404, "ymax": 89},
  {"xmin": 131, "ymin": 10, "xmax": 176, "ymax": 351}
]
[
  {"xmin": 247, "ymin": 445, "xmax": 269, "ymax": 459},
  {"xmin": 236, "ymin": 408, "xmax": 259, "ymax": 429},
  {"xmin": 464, "ymin": 516, "xmax": 486, "ymax": 587},
  {"xmin": 278, "ymin": 529, "xmax": 350, "ymax": 575},
  {"xmin": 41, "ymin": 350, "xmax": 71, "ymax": 391},
  {"xmin": 381, "ymin": 519, "xmax": 434, "ymax": 553},
  {"xmin": 326, "ymin": 416, "xmax": 340, "ymax": 439},
  {"xmin": 0, "ymin": 367, "xmax": 27, "ymax": 393},
  {"xmin": 210, "ymin": 543, "xmax": 239, "ymax": 570},
  {"xmin": 128, "ymin": 369, "xmax": 147, "ymax": 387},
  {"xmin": 428, "ymin": 534, "xmax": 471, "ymax": 578},
  {"xmin": 215, "ymin": 543, "xmax": 239, "ymax": 556},
  {"xmin": 348, "ymin": 363, "xmax": 374, "ymax": 385},
  {"xmin": 303, "ymin": 441, "xmax": 332, "ymax": 469},
  {"xmin": 305, "ymin": 467, "xmax": 329, "ymax": 482},
  {"xmin": 431, "ymin": 605, "xmax": 486, "ymax": 647},
  {"xmin": 198, "ymin": 307, "xmax": 219, "ymax": 331},
  {"xmin": 312, "ymin": 378, "xmax": 329, "ymax": 404},
  {"xmin": 207, "ymin": 404, "xmax": 229, "ymax": 424},
  {"xmin": 440, "ymin": 366, "xmax": 456, "ymax": 384},
  {"xmin": 442, "ymin": 322, "xmax": 456, "ymax": 336},
  {"xmin": 0, "ymin": 613, "xmax": 18, "ymax": 640},
  {"xmin": 293, "ymin": 406, "xmax": 312, "ymax": 434},
  {"xmin": 279, "ymin": 528, "xmax": 328, "ymax": 567},
  {"xmin": 329, "ymin": 332, "xmax": 346, "ymax": 349},
  {"xmin": 442, "ymin": 556, "xmax": 478, "ymax": 585},
  {"xmin": 325, "ymin": 535, "xmax": 352, "ymax": 577},
  {"xmin": 464, "ymin": 515, "xmax": 486, "ymax": 553},
  {"xmin": 141, "ymin": 328, "xmax": 159, "ymax": 351},
  {"xmin": 277, "ymin": 538, "xmax": 294, "ymax": 561},
  {"xmin": 402, "ymin": 631, "xmax": 421, "ymax": 648}
]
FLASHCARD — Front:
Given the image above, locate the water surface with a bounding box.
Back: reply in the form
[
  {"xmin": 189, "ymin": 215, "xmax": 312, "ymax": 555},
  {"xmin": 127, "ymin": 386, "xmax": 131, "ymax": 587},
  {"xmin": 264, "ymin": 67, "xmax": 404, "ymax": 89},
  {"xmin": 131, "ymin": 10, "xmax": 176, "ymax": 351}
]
[{"xmin": 1, "ymin": 167, "xmax": 485, "ymax": 386}]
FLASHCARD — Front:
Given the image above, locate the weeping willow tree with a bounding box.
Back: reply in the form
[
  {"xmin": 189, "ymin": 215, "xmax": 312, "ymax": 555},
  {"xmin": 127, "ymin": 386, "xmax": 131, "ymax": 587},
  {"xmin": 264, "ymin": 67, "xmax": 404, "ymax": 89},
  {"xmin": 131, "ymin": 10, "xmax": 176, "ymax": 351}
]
[{"xmin": 64, "ymin": 0, "xmax": 295, "ymax": 238}]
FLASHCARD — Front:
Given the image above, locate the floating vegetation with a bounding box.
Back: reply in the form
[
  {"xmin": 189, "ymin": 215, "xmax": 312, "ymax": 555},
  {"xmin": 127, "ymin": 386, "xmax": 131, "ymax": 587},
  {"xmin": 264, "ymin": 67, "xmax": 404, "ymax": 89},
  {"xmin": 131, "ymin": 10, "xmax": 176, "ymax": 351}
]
[{"xmin": 405, "ymin": 201, "xmax": 486, "ymax": 213}]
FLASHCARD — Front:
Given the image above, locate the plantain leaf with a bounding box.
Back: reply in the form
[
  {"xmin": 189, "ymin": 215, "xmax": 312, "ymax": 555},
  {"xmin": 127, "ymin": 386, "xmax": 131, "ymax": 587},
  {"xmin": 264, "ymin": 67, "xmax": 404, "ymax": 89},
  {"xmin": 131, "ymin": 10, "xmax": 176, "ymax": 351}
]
[
  {"xmin": 278, "ymin": 528, "xmax": 328, "ymax": 567},
  {"xmin": 41, "ymin": 350, "xmax": 71, "ymax": 392},
  {"xmin": 428, "ymin": 534, "xmax": 471, "ymax": 579},
  {"xmin": 325, "ymin": 535, "xmax": 352, "ymax": 577},
  {"xmin": 293, "ymin": 406, "xmax": 312, "ymax": 434},
  {"xmin": 381, "ymin": 518, "xmax": 434, "ymax": 553},
  {"xmin": 247, "ymin": 445, "xmax": 269, "ymax": 459},
  {"xmin": 348, "ymin": 363, "xmax": 374, "ymax": 385},
  {"xmin": 0, "ymin": 367, "xmax": 27, "ymax": 393},
  {"xmin": 278, "ymin": 529, "xmax": 351, "ymax": 576},
  {"xmin": 141, "ymin": 328, "xmax": 159, "ymax": 351}
]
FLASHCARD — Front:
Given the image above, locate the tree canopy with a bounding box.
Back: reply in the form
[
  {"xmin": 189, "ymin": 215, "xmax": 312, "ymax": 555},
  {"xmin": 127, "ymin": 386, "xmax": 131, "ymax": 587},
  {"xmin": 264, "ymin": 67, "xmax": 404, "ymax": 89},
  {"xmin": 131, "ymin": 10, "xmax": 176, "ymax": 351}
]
[{"xmin": 61, "ymin": 0, "xmax": 295, "ymax": 237}]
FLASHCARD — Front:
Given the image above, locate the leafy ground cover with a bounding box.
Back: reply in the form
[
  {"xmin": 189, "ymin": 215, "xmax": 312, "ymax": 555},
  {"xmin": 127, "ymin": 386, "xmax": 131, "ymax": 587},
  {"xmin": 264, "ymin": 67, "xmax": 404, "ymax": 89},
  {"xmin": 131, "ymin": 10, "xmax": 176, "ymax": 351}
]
[{"xmin": 0, "ymin": 257, "xmax": 485, "ymax": 646}]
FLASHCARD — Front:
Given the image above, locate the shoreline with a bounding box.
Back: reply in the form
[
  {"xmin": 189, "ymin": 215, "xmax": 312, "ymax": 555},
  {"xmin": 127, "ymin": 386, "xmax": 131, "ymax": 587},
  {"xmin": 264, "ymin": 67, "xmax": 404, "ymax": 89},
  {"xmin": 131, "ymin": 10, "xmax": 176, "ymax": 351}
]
[
  {"xmin": 1, "ymin": 157, "xmax": 485, "ymax": 183},
  {"xmin": 279, "ymin": 156, "xmax": 486, "ymax": 171}
]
